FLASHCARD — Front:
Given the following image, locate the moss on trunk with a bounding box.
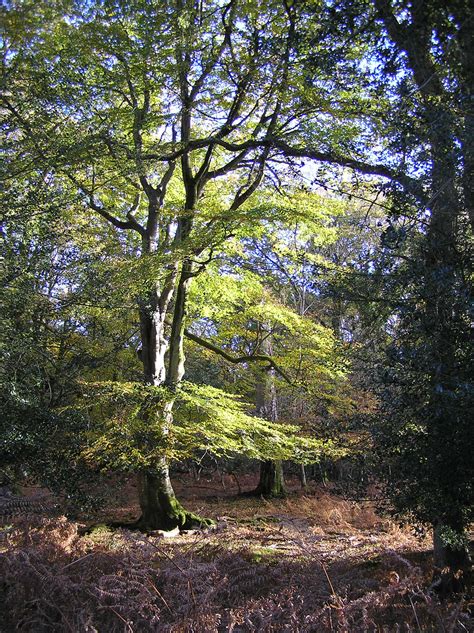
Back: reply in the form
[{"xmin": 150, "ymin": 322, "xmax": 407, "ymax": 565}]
[
  {"xmin": 253, "ymin": 460, "xmax": 286, "ymax": 498},
  {"xmin": 137, "ymin": 468, "xmax": 214, "ymax": 531}
]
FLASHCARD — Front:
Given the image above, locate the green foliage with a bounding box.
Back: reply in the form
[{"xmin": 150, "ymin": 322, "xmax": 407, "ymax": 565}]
[
  {"xmin": 437, "ymin": 526, "xmax": 470, "ymax": 552},
  {"xmin": 372, "ymin": 233, "xmax": 474, "ymax": 531},
  {"xmin": 0, "ymin": 172, "xmax": 140, "ymax": 500},
  {"xmin": 3, "ymin": 0, "xmax": 470, "ymax": 564},
  {"xmin": 0, "ymin": 392, "xmax": 97, "ymax": 506},
  {"xmin": 79, "ymin": 380, "xmax": 343, "ymax": 472}
]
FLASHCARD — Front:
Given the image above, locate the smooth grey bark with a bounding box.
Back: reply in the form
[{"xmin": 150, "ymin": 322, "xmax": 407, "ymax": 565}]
[
  {"xmin": 135, "ymin": 248, "xmax": 215, "ymax": 529},
  {"xmin": 137, "ymin": 257, "xmax": 218, "ymax": 530},
  {"xmin": 139, "ymin": 297, "xmax": 168, "ymax": 385},
  {"xmin": 136, "ymin": 270, "xmax": 190, "ymax": 528},
  {"xmin": 130, "ymin": 162, "xmax": 202, "ymax": 529},
  {"xmin": 299, "ymin": 463, "xmax": 307, "ymax": 489}
]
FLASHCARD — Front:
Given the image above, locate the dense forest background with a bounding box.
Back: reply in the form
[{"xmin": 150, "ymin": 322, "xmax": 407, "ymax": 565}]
[{"xmin": 1, "ymin": 0, "xmax": 472, "ymax": 630}]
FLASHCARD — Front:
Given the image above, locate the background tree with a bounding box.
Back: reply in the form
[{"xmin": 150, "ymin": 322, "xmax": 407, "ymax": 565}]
[
  {"xmin": 253, "ymin": 335, "xmax": 286, "ymax": 498},
  {"xmin": 374, "ymin": 0, "xmax": 473, "ymax": 592},
  {"xmin": 184, "ymin": 196, "xmax": 354, "ymax": 495},
  {"xmin": 310, "ymin": 0, "xmax": 474, "ymax": 590}
]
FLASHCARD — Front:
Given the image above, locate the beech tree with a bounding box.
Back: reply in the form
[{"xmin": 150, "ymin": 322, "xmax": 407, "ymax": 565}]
[
  {"xmin": 184, "ymin": 208, "xmax": 352, "ymax": 497},
  {"xmin": 253, "ymin": 337, "xmax": 285, "ymax": 498},
  {"xmin": 6, "ymin": 0, "xmax": 466, "ymax": 547},
  {"xmin": 3, "ymin": 0, "xmax": 394, "ymax": 530}
]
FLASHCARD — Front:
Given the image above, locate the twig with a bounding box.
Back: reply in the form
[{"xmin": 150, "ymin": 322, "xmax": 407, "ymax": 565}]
[
  {"xmin": 321, "ymin": 562, "xmax": 337, "ymax": 599},
  {"xmin": 61, "ymin": 552, "xmax": 95, "ymax": 570},
  {"xmin": 230, "ymin": 471, "xmax": 242, "ymax": 495},
  {"xmin": 409, "ymin": 594, "xmax": 422, "ymax": 632},
  {"xmin": 149, "ymin": 580, "xmax": 173, "ymax": 614},
  {"xmin": 145, "ymin": 539, "xmax": 187, "ymax": 574},
  {"xmin": 110, "ymin": 607, "xmax": 134, "ymax": 632}
]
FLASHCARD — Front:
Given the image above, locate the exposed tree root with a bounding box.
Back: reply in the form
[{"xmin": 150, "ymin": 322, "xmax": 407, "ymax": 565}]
[{"xmin": 80, "ymin": 512, "xmax": 215, "ymax": 536}]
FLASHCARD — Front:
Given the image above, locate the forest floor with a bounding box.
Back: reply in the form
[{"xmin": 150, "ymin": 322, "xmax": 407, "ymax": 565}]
[{"xmin": 0, "ymin": 472, "xmax": 472, "ymax": 632}]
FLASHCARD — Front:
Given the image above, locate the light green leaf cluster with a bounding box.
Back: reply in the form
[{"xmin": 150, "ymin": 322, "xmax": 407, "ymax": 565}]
[
  {"xmin": 78, "ymin": 380, "xmax": 342, "ymax": 471},
  {"xmin": 189, "ymin": 264, "xmax": 348, "ymax": 387},
  {"xmin": 77, "ymin": 381, "xmax": 171, "ymax": 471},
  {"xmin": 188, "ymin": 268, "xmax": 265, "ymax": 322},
  {"xmin": 237, "ymin": 189, "xmax": 344, "ymax": 242}
]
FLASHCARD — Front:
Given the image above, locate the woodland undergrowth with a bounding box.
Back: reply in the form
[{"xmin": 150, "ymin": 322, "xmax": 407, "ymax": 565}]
[{"xmin": 0, "ymin": 482, "xmax": 472, "ymax": 632}]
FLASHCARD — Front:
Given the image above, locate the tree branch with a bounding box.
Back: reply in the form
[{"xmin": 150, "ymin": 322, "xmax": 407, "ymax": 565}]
[
  {"xmin": 182, "ymin": 327, "xmax": 293, "ymax": 384},
  {"xmin": 141, "ymin": 136, "xmax": 423, "ymax": 198},
  {"xmin": 66, "ymin": 172, "xmax": 146, "ymax": 234},
  {"xmin": 229, "ymin": 149, "xmax": 269, "ymax": 210}
]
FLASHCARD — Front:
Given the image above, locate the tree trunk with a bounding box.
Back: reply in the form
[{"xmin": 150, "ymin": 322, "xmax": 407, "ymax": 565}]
[
  {"xmin": 137, "ymin": 465, "xmax": 213, "ymax": 531},
  {"xmin": 139, "ymin": 303, "xmax": 168, "ymax": 385},
  {"xmin": 299, "ymin": 463, "xmax": 307, "ymax": 488},
  {"xmin": 433, "ymin": 522, "xmax": 472, "ymax": 595},
  {"xmin": 255, "ymin": 459, "xmax": 285, "ymax": 497},
  {"xmin": 252, "ymin": 335, "xmax": 286, "ymax": 497},
  {"xmin": 135, "ymin": 400, "xmax": 197, "ymax": 531},
  {"xmin": 137, "ymin": 461, "xmax": 188, "ymax": 531},
  {"xmin": 136, "ymin": 292, "xmax": 179, "ymax": 529},
  {"xmin": 135, "ymin": 280, "xmax": 188, "ymax": 529},
  {"xmin": 376, "ymin": 0, "xmax": 472, "ymax": 592},
  {"xmin": 135, "ymin": 264, "xmax": 213, "ymax": 531}
]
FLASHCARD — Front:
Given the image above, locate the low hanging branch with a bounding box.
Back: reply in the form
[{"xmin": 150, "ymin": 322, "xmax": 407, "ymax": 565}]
[{"xmin": 182, "ymin": 326, "xmax": 293, "ymax": 384}]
